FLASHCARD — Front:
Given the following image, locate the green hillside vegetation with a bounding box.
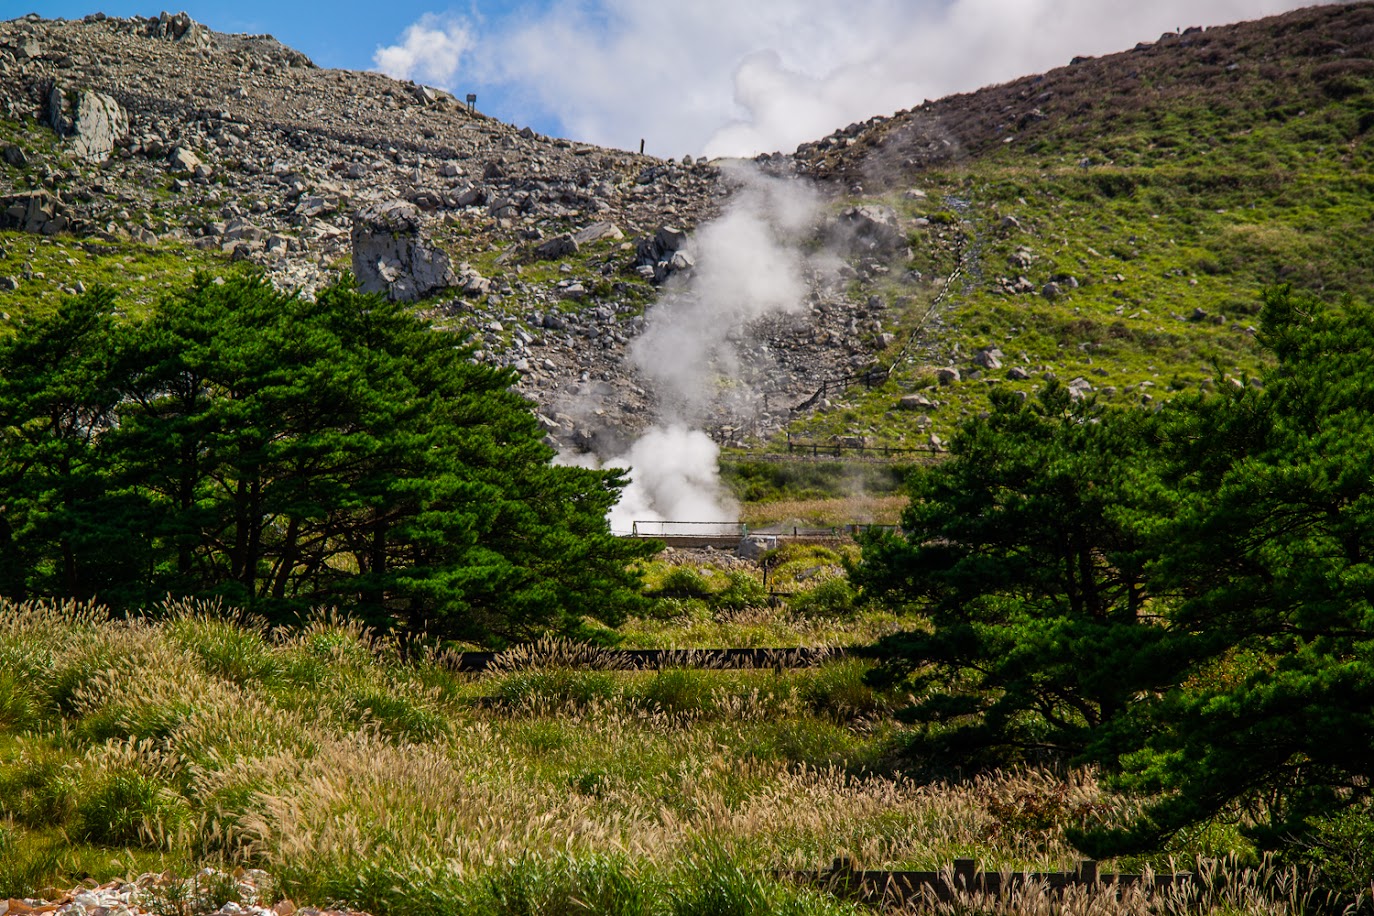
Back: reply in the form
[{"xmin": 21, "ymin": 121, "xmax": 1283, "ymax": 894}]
[
  {"xmin": 789, "ymin": 4, "xmax": 1374, "ymax": 447},
  {"xmin": 0, "ymin": 232, "xmax": 244, "ymax": 320}
]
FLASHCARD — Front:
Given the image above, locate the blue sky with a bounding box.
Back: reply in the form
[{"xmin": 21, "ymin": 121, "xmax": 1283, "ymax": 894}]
[
  {"xmin": 18, "ymin": 1, "xmax": 477, "ymax": 68},
  {"xmin": 9, "ymin": 0, "xmax": 1340, "ymax": 157}
]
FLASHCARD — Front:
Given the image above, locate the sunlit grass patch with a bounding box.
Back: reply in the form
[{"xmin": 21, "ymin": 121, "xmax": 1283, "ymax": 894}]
[
  {"xmin": 0, "ymin": 231, "xmax": 244, "ymax": 325},
  {"xmin": 743, "ymin": 495, "xmax": 908, "ymax": 529}
]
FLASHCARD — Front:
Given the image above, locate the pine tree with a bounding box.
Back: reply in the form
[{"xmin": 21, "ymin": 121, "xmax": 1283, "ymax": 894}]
[
  {"xmin": 0, "ymin": 276, "xmax": 653, "ymax": 642},
  {"xmin": 0, "ymin": 288, "xmax": 139, "ymax": 600},
  {"xmin": 860, "ymin": 285, "xmax": 1374, "ymax": 859},
  {"xmin": 1077, "ymin": 288, "xmax": 1374, "ymax": 855},
  {"xmin": 857, "ymin": 381, "xmax": 1171, "ymax": 769}
]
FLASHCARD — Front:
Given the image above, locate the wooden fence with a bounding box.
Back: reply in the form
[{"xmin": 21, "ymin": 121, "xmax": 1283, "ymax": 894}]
[
  {"xmin": 448, "ymin": 646, "xmax": 849, "ymax": 673},
  {"xmin": 790, "ymin": 366, "xmax": 890, "ymax": 413},
  {"xmin": 783, "ymin": 435, "xmax": 937, "ymax": 459},
  {"xmin": 788, "ymin": 857, "xmax": 1193, "ymax": 905}
]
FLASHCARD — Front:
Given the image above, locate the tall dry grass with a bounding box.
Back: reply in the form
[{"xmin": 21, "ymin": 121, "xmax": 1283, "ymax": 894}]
[{"xmin": 0, "ymin": 600, "xmax": 1333, "ymax": 915}]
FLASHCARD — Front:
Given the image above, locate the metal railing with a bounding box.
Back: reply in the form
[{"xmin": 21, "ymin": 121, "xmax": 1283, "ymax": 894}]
[{"xmin": 627, "ymin": 520, "xmax": 746, "ymax": 538}]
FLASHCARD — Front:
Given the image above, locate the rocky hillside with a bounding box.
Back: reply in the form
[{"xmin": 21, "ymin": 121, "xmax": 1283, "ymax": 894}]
[
  {"xmin": 0, "ymin": 11, "xmax": 742, "ymax": 454},
  {"xmin": 2, "ymin": 4, "xmax": 1372, "ymax": 456}
]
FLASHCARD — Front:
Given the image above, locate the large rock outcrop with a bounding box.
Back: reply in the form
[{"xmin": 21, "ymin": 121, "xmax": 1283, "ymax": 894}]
[
  {"xmin": 150, "ymin": 11, "xmax": 211, "ymax": 49},
  {"xmin": 826, "ymin": 205, "xmax": 906, "ymax": 256},
  {"xmin": 46, "ymin": 85, "xmax": 127, "ymax": 161},
  {"xmin": 1, "ymin": 190, "xmax": 71, "ymax": 235},
  {"xmin": 351, "ymin": 200, "xmax": 457, "ymax": 302}
]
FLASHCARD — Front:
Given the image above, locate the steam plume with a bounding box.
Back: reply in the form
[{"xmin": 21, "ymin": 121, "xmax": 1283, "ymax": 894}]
[{"xmin": 589, "ymin": 164, "xmax": 823, "ymax": 533}]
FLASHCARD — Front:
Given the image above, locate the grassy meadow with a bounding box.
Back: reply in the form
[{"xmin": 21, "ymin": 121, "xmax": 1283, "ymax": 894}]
[{"xmin": 0, "ymin": 598, "xmax": 1335, "ymax": 915}]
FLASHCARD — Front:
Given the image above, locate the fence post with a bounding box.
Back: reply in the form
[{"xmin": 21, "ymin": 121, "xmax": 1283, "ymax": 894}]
[
  {"xmin": 1077, "ymin": 861, "xmax": 1098, "ymax": 886},
  {"xmin": 826, "ymin": 856, "xmax": 860, "ymax": 898},
  {"xmin": 953, "ymin": 859, "xmax": 977, "ymax": 891}
]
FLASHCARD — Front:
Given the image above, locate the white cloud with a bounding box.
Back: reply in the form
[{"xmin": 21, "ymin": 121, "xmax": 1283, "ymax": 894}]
[
  {"xmin": 386, "ymin": 0, "xmax": 1339, "ymax": 156},
  {"xmin": 373, "ymin": 13, "xmax": 473, "ymax": 89}
]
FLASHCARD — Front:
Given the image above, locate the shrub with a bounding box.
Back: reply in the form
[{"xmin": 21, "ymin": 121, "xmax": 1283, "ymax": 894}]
[
  {"xmin": 638, "ymin": 668, "xmax": 713, "ymax": 715},
  {"xmin": 344, "ymin": 686, "xmax": 449, "ymax": 742},
  {"xmin": 164, "ymin": 609, "xmax": 279, "ymax": 687},
  {"xmin": 800, "ymin": 660, "xmax": 888, "ymax": 721},
  {"xmin": 0, "ymin": 741, "xmax": 73, "ymax": 827},
  {"xmin": 72, "ymin": 770, "xmax": 188, "ymax": 848},
  {"xmin": 790, "ymin": 578, "xmax": 857, "ymax": 617},
  {"xmin": 0, "ymin": 670, "xmax": 42, "ymax": 731},
  {"xmin": 472, "ymin": 854, "xmax": 656, "ymax": 916},
  {"xmin": 1293, "ymin": 805, "xmax": 1374, "ymax": 903},
  {"xmin": 651, "ymin": 568, "xmax": 715, "ymax": 601},
  {"xmin": 495, "ymin": 669, "xmax": 620, "ymax": 710},
  {"xmin": 711, "ymin": 573, "xmax": 767, "ymax": 612},
  {"xmin": 669, "ymin": 849, "xmax": 859, "ymax": 916},
  {"xmin": 0, "ymin": 824, "xmax": 61, "ymax": 899}
]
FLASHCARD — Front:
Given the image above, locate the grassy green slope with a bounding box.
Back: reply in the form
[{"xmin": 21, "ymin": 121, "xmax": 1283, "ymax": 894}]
[{"xmin": 788, "ymin": 2, "xmax": 1374, "ymax": 446}]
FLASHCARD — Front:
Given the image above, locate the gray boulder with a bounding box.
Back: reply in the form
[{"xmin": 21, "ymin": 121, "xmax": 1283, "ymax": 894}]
[
  {"xmin": 168, "ymin": 146, "xmax": 202, "ymax": 172},
  {"xmin": 457, "ymin": 263, "xmax": 492, "ymax": 296},
  {"xmin": 973, "ymin": 348, "xmax": 1003, "ymax": 370},
  {"xmin": 655, "ymin": 225, "xmax": 688, "ymax": 251},
  {"xmin": 2, "ymin": 191, "xmax": 64, "ymax": 234},
  {"xmin": 572, "ymin": 221, "xmax": 624, "ymax": 245},
  {"xmin": 14, "ymin": 37, "xmax": 42, "ymax": 60},
  {"xmin": 534, "ymin": 234, "xmax": 579, "ymax": 260},
  {"xmin": 450, "ymin": 186, "xmax": 484, "ymax": 207},
  {"xmin": 351, "ymin": 200, "xmax": 456, "ymax": 302},
  {"xmin": 828, "ymin": 205, "xmax": 904, "ymax": 255},
  {"xmin": 47, "ymin": 86, "xmax": 127, "ymax": 162},
  {"xmin": 634, "ymin": 225, "xmax": 694, "ymax": 284},
  {"xmin": 738, "ymin": 535, "xmax": 777, "ymax": 561}
]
